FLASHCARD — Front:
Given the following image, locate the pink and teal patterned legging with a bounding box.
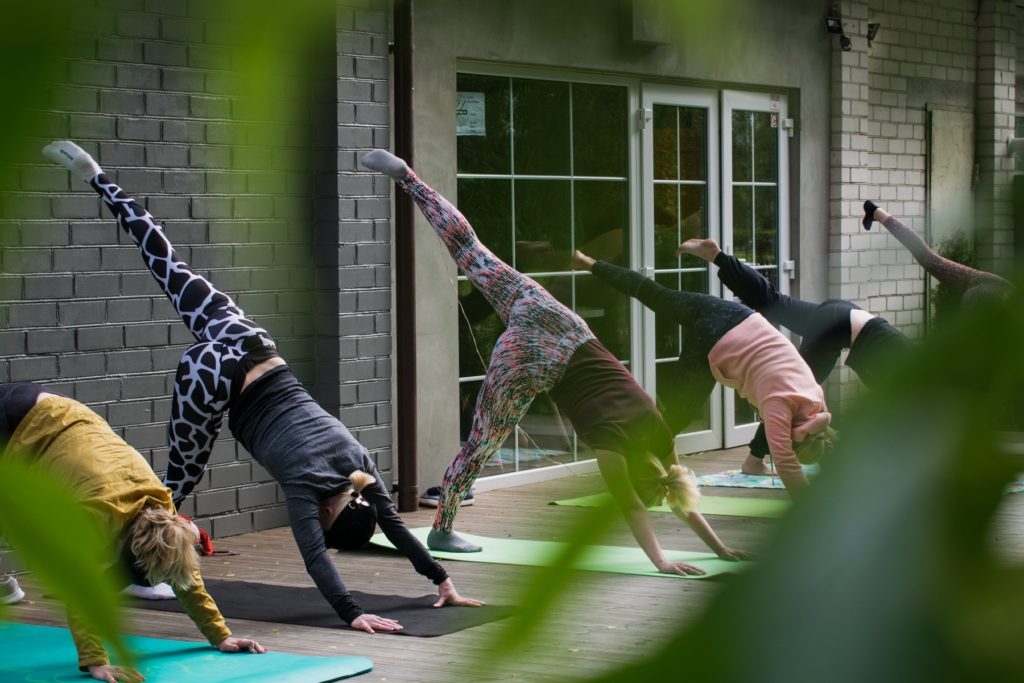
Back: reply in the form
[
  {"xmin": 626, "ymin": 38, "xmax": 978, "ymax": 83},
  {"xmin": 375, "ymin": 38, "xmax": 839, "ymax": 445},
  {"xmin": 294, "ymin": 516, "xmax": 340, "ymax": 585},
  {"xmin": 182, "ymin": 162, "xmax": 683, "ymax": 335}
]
[{"xmin": 396, "ymin": 171, "xmax": 595, "ymax": 532}]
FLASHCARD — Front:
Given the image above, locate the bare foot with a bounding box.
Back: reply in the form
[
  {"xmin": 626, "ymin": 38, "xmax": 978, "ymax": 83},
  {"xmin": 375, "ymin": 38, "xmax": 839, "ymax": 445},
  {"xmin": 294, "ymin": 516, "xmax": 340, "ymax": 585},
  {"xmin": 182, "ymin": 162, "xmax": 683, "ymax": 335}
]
[
  {"xmin": 676, "ymin": 238, "xmax": 722, "ymax": 262},
  {"xmin": 740, "ymin": 453, "xmax": 771, "ymax": 476},
  {"xmin": 571, "ymin": 249, "xmax": 596, "ymax": 272}
]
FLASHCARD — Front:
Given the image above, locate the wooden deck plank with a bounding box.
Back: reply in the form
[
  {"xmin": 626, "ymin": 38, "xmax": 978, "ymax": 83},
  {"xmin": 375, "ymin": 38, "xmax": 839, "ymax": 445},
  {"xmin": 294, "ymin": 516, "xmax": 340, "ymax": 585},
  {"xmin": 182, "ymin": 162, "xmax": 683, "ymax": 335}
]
[{"xmin": 8, "ymin": 445, "xmax": 1024, "ymax": 682}]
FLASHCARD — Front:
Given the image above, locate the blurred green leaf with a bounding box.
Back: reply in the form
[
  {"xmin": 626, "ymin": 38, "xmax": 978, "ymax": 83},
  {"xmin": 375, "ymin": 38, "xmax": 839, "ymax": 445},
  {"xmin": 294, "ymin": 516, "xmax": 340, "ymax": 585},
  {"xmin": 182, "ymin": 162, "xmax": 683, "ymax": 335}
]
[{"xmin": 0, "ymin": 455, "xmax": 132, "ymax": 666}]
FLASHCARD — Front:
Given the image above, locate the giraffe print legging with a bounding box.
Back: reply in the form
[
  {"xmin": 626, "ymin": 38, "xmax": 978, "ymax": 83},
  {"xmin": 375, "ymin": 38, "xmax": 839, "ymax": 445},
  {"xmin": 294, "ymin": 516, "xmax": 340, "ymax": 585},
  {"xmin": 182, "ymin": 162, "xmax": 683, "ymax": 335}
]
[
  {"xmin": 90, "ymin": 174, "xmax": 276, "ymax": 505},
  {"xmin": 396, "ymin": 171, "xmax": 595, "ymax": 532}
]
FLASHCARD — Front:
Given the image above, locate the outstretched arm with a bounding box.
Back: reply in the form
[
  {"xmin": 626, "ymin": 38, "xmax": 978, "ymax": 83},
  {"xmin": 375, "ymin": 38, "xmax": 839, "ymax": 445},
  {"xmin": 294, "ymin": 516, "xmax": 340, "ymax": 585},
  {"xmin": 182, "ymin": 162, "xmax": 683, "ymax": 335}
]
[
  {"xmin": 594, "ymin": 450, "xmax": 706, "ymax": 575},
  {"xmin": 361, "ymin": 475, "xmax": 485, "ymax": 609},
  {"xmin": 284, "ymin": 492, "xmax": 401, "ymax": 633}
]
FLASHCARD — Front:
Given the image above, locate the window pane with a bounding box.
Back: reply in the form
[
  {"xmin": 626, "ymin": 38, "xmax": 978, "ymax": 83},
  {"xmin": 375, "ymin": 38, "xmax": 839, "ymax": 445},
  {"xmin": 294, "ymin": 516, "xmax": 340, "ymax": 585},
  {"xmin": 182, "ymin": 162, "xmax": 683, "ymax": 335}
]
[
  {"xmin": 653, "ymin": 105, "xmax": 678, "ymax": 180},
  {"xmin": 654, "ymin": 272, "xmax": 681, "ymax": 358},
  {"xmin": 734, "ymin": 395, "xmax": 757, "ymax": 426},
  {"xmin": 456, "ymin": 74, "xmax": 511, "ymax": 175},
  {"xmin": 657, "ymin": 360, "xmax": 710, "ymax": 433},
  {"xmin": 514, "ymin": 394, "xmax": 577, "ymax": 472},
  {"xmin": 575, "ymin": 180, "xmax": 628, "ymax": 266},
  {"xmin": 753, "ymin": 111, "xmax": 778, "ymax": 182},
  {"xmin": 513, "ymin": 179, "xmax": 571, "ymax": 267},
  {"xmin": 653, "ymin": 183, "xmax": 678, "ymax": 270},
  {"xmin": 572, "ymin": 83, "xmax": 628, "ymax": 178},
  {"xmin": 732, "ymin": 185, "xmax": 753, "ymax": 261},
  {"xmin": 731, "ymin": 110, "xmax": 752, "ymax": 182},
  {"xmin": 678, "ymin": 108, "xmax": 707, "ymax": 181},
  {"xmin": 457, "ymin": 280, "xmax": 500, "ymax": 378},
  {"xmin": 576, "ymin": 273, "xmax": 630, "ymax": 361},
  {"xmin": 457, "ymin": 178, "xmax": 512, "ymax": 265},
  {"xmin": 513, "ymin": 79, "xmax": 571, "ymax": 176},
  {"xmin": 678, "ymin": 184, "xmax": 708, "ymax": 270},
  {"xmin": 754, "ymin": 185, "xmax": 778, "ymax": 265}
]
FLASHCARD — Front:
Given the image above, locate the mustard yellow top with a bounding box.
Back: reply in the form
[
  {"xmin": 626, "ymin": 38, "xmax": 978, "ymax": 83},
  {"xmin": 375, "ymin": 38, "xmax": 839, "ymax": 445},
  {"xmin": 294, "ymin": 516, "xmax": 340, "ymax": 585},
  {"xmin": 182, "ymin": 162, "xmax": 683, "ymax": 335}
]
[{"xmin": 6, "ymin": 396, "xmax": 231, "ymax": 669}]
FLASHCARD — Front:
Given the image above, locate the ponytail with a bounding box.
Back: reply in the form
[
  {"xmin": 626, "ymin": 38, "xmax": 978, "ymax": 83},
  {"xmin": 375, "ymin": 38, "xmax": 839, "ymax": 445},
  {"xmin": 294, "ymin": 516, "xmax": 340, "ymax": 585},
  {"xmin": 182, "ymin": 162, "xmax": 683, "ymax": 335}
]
[{"xmin": 647, "ymin": 455, "xmax": 701, "ymax": 514}]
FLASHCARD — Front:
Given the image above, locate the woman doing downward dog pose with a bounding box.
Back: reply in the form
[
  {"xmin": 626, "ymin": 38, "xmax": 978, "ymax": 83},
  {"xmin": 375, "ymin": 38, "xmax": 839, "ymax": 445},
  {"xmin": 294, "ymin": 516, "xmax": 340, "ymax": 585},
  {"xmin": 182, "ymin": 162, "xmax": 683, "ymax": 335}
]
[
  {"xmin": 863, "ymin": 200, "xmax": 1012, "ymax": 304},
  {"xmin": 361, "ymin": 149, "xmax": 749, "ymax": 573},
  {"xmin": 43, "ymin": 141, "xmax": 481, "ymax": 635},
  {"xmin": 677, "ymin": 238, "xmax": 908, "ymax": 476},
  {"xmin": 0, "ymin": 383, "xmax": 264, "ymax": 683},
  {"xmin": 571, "ymin": 251, "xmax": 836, "ymax": 497}
]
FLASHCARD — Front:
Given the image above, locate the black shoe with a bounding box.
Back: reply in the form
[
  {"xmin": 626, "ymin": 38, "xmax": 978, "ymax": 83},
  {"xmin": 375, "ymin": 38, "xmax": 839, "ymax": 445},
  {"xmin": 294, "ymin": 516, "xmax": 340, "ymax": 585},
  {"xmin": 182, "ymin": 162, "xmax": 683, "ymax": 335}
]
[{"xmin": 419, "ymin": 486, "xmax": 475, "ymax": 508}]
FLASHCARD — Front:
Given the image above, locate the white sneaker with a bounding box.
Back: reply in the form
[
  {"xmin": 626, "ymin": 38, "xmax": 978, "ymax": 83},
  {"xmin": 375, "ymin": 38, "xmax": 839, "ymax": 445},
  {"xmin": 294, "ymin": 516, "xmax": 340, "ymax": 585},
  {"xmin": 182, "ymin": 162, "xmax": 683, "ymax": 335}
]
[
  {"xmin": 0, "ymin": 575, "xmax": 25, "ymax": 605},
  {"xmin": 123, "ymin": 582, "xmax": 175, "ymax": 600}
]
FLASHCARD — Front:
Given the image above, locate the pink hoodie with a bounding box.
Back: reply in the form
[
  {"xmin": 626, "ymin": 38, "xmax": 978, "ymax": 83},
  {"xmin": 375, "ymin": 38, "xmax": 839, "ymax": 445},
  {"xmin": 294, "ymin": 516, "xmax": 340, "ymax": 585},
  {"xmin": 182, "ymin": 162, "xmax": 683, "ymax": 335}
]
[{"xmin": 707, "ymin": 313, "xmax": 831, "ymax": 483}]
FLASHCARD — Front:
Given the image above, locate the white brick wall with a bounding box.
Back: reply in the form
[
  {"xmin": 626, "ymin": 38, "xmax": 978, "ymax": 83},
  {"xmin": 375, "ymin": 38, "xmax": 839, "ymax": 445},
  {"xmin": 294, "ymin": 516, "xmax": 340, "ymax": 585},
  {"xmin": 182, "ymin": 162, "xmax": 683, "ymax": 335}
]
[{"xmin": 828, "ymin": 0, "xmax": 1016, "ymax": 418}]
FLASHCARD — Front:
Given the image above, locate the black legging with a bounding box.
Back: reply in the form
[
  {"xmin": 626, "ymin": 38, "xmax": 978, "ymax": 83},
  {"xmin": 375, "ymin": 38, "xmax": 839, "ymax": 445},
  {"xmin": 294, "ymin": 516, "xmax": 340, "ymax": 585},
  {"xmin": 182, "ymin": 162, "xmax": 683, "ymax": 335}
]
[
  {"xmin": 591, "ymin": 261, "xmax": 752, "ymax": 435},
  {"xmin": 713, "ymin": 251, "xmax": 907, "ymax": 458}
]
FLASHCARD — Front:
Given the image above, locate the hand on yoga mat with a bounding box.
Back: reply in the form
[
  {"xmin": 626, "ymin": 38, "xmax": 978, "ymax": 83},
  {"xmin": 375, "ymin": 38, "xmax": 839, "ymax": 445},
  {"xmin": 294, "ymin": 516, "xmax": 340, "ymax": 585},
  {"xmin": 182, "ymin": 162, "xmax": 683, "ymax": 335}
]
[
  {"xmin": 351, "ymin": 613, "xmax": 404, "ymax": 634},
  {"xmin": 217, "ymin": 636, "xmax": 268, "ymax": 654},
  {"xmin": 88, "ymin": 664, "xmax": 145, "ymax": 683},
  {"xmin": 716, "ymin": 547, "xmax": 756, "ymax": 562},
  {"xmin": 433, "ymin": 577, "xmax": 486, "ymax": 608},
  {"xmin": 655, "ymin": 560, "xmax": 706, "ymax": 576}
]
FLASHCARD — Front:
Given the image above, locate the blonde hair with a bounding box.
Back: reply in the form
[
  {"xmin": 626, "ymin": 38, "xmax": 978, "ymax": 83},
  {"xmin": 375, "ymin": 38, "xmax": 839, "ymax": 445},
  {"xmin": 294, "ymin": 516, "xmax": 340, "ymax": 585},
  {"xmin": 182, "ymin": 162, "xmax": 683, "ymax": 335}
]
[
  {"xmin": 640, "ymin": 454, "xmax": 701, "ymax": 514},
  {"xmin": 323, "ymin": 469, "xmax": 376, "ymax": 530},
  {"xmin": 341, "ymin": 469, "xmax": 375, "ymax": 504},
  {"xmin": 794, "ymin": 426, "xmax": 838, "ymax": 465},
  {"xmin": 128, "ymin": 506, "xmax": 199, "ymax": 591}
]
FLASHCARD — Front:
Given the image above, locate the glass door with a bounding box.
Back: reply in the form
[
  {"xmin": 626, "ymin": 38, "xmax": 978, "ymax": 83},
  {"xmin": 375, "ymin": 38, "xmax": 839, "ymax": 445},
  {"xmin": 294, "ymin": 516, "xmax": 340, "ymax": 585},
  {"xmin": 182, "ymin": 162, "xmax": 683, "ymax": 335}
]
[
  {"xmin": 641, "ymin": 85, "xmax": 722, "ymax": 452},
  {"xmin": 721, "ymin": 90, "xmax": 790, "ymax": 448}
]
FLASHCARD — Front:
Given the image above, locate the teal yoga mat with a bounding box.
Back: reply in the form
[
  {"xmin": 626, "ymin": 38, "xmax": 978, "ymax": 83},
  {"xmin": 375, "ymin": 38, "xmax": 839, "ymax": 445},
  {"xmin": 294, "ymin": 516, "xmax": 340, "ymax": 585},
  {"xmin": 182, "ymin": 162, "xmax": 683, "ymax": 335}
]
[
  {"xmin": 550, "ymin": 493, "xmax": 790, "ymax": 518},
  {"xmin": 0, "ymin": 622, "xmax": 372, "ymax": 683},
  {"xmin": 371, "ymin": 528, "xmax": 747, "ymax": 579}
]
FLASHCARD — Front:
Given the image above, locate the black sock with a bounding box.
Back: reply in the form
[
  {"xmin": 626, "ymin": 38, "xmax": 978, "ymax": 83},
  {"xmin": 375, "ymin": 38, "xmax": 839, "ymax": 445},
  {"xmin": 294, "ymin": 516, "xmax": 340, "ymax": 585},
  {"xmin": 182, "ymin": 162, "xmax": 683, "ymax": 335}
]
[{"xmin": 862, "ymin": 200, "xmax": 879, "ymax": 230}]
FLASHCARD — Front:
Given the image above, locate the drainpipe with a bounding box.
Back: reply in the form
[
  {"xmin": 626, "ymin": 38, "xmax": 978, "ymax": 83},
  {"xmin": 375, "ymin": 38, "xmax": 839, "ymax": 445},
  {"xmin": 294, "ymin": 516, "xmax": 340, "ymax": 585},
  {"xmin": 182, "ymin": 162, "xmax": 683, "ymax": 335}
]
[{"xmin": 393, "ymin": 0, "xmax": 418, "ymax": 512}]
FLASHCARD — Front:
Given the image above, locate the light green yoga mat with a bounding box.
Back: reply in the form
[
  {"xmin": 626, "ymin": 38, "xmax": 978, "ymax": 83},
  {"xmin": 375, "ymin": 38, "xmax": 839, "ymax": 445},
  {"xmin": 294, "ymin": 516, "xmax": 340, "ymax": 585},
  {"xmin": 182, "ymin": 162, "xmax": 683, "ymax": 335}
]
[
  {"xmin": 550, "ymin": 493, "xmax": 790, "ymax": 518},
  {"xmin": 0, "ymin": 622, "xmax": 372, "ymax": 683},
  {"xmin": 371, "ymin": 528, "xmax": 747, "ymax": 579}
]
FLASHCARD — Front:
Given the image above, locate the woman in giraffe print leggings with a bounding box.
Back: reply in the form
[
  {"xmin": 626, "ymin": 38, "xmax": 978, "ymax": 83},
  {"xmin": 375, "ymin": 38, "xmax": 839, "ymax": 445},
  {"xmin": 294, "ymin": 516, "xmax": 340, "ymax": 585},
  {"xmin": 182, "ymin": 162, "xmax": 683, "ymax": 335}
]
[
  {"xmin": 43, "ymin": 141, "xmax": 482, "ymax": 634},
  {"xmin": 362, "ymin": 149, "xmax": 750, "ymax": 570}
]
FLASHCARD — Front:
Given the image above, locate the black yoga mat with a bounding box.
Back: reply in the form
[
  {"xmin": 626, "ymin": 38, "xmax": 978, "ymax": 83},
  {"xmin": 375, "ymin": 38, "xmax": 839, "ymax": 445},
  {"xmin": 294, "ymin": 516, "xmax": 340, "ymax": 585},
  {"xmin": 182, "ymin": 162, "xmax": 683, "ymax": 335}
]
[{"xmin": 129, "ymin": 578, "xmax": 515, "ymax": 637}]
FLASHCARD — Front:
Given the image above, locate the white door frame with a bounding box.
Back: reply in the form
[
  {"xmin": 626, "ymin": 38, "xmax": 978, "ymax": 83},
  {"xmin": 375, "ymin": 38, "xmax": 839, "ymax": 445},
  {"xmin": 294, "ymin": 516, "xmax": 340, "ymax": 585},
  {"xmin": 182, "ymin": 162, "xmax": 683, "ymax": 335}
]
[
  {"xmin": 720, "ymin": 89, "xmax": 791, "ymax": 448},
  {"xmin": 640, "ymin": 84, "xmax": 723, "ymax": 453}
]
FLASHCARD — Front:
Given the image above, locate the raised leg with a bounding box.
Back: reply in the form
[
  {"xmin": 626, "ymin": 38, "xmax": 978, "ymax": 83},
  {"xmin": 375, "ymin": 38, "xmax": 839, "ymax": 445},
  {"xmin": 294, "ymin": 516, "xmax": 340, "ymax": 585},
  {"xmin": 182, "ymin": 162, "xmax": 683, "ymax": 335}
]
[
  {"xmin": 428, "ymin": 327, "xmax": 544, "ymax": 551},
  {"xmin": 43, "ymin": 140, "xmax": 275, "ymax": 353},
  {"xmin": 164, "ymin": 341, "xmax": 243, "ymax": 506},
  {"xmin": 867, "ymin": 202, "xmax": 1010, "ymax": 294}
]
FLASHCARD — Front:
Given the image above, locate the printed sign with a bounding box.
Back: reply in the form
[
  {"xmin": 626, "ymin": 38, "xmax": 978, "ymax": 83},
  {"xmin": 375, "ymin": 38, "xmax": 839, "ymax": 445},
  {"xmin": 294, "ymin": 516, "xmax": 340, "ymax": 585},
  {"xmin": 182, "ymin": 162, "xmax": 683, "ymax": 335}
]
[
  {"xmin": 456, "ymin": 92, "xmax": 486, "ymax": 136},
  {"xmin": 770, "ymin": 113, "xmax": 778, "ymax": 128}
]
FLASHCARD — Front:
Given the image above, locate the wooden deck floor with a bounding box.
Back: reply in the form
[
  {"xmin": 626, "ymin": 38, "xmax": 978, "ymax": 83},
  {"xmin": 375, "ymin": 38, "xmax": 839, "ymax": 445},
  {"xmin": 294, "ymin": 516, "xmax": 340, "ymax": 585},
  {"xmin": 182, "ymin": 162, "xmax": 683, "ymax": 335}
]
[{"xmin": 10, "ymin": 446, "xmax": 1024, "ymax": 682}]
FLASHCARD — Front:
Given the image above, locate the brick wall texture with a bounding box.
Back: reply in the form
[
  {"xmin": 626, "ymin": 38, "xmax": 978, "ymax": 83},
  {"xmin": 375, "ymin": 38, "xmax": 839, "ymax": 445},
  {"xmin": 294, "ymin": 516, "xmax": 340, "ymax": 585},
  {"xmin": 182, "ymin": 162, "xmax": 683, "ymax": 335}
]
[
  {"xmin": 0, "ymin": 0, "xmax": 392, "ymax": 551},
  {"xmin": 827, "ymin": 0, "xmax": 1016, "ymax": 416}
]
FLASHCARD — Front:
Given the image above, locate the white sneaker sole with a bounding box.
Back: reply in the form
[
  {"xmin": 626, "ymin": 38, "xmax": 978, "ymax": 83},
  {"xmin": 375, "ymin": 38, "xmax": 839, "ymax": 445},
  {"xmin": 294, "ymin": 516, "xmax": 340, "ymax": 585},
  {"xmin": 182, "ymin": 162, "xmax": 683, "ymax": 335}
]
[{"xmin": 1, "ymin": 586, "xmax": 25, "ymax": 605}]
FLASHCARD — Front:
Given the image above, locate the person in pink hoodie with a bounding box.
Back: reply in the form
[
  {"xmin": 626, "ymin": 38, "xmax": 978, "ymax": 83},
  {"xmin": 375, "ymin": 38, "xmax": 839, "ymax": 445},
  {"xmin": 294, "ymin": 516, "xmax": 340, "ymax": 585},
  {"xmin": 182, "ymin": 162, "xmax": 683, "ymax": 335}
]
[{"xmin": 572, "ymin": 251, "xmax": 835, "ymax": 496}]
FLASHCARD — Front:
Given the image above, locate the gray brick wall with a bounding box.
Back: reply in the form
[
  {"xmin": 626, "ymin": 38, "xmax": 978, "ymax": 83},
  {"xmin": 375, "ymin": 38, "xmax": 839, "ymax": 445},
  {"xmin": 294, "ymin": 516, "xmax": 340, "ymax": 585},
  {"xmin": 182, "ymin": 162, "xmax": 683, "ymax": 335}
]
[{"xmin": 0, "ymin": 1, "xmax": 392, "ymax": 541}]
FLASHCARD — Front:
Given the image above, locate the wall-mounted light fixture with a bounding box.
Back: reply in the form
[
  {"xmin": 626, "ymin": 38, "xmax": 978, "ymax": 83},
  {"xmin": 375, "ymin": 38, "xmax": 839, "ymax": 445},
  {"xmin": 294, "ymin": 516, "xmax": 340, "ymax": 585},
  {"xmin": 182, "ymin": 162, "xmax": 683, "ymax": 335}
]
[
  {"xmin": 825, "ymin": 4, "xmax": 852, "ymax": 51},
  {"xmin": 867, "ymin": 22, "xmax": 881, "ymax": 47}
]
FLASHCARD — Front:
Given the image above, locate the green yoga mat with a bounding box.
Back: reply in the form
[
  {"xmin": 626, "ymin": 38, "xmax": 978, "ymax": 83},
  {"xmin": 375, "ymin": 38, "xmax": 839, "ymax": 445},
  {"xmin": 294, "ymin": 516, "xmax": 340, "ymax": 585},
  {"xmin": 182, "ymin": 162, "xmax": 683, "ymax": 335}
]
[
  {"xmin": 550, "ymin": 493, "xmax": 790, "ymax": 518},
  {"xmin": 371, "ymin": 528, "xmax": 747, "ymax": 579},
  {"xmin": 0, "ymin": 622, "xmax": 372, "ymax": 683}
]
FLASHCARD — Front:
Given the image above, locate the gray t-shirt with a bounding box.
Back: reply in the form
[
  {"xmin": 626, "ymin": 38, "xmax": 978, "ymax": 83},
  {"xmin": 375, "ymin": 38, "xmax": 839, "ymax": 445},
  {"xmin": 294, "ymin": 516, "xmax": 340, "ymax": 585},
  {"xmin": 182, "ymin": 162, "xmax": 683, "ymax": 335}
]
[{"xmin": 229, "ymin": 366, "xmax": 446, "ymax": 623}]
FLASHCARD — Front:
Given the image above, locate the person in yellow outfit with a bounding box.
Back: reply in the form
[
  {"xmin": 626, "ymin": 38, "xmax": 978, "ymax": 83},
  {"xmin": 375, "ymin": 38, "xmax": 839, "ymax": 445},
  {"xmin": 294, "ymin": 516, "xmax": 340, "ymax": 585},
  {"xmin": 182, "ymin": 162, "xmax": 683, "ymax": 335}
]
[{"xmin": 0, "ymin": 383, "xmax": 266, "ymax": 683}]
